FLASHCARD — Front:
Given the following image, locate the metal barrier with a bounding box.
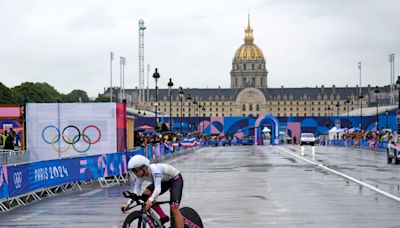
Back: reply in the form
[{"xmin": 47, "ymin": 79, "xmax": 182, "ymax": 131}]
[{"xmin": 0, "ymin": 150, "xmax": 30, "ymax": 165}]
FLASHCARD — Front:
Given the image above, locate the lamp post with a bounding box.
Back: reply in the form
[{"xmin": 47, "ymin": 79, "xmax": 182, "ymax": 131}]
[
  {"xmin": 168, "ymin": 78, "xmax": 174, "ymax": 131},
  {"xmin": 152, "ymin": 68, "xmax": 160, "ymax": 130},
  {"xmin": 374, "ymin": 86, "xmax": 380, "ymax": 132},
  {"xmin": 193, "ymin": 99, "xmax": 198, "ymax": 131},
  {"xmin": 346, "ymin": 97, "xmax": 350, "ymax": 128},
  {"xmin": 336, "ymin": 102, "xmax": 340, "ymax": 140},
  {"xmin": 187, "ymin": 94, "xmax": 192, "ymax": 132},
  {"xmin": 386, "ymin": 109, "xmax": 389, "ymax": 129},
  {"xmin": 359, "ymin": 94, "xmax": 364, "ymax": 130},
  {"xmin": 202, "ymin": 104, "xmax": 206, "ymax": 133},
  {"xmin": 179, "ymin": 87, "xmax": 184, "ymax": 134}
]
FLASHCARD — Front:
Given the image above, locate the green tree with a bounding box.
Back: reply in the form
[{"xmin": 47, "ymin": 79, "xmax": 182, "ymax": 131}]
[
  {"xmin": 12, "ymin": 82, "xmax": 61, "ymax": 103},
  {"xmin": 62, "ymin": 89, "xmax": 90, "ymax": 103},
  {"xmin": 0, "ymin": 83, "xmax": 18, "ymax": 104},
  {"xmin": 95, "ymin": 94, "xmax": 117, "ymax": 102}
]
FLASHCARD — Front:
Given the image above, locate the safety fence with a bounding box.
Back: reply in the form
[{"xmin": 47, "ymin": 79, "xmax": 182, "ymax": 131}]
[
  {"xmin": 0, "ymin": 143, "xmax": 199, "ymax": 212},
  {"xmin": 327, "ymin": 139, "xmax": 388, "ymax": 151},
  {"xmin": 0, "ymin": 150, "xmax": 30, "ymax": 165}
]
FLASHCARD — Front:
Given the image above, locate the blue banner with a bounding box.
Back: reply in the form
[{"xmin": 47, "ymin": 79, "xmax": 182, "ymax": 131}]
[
  {"xmin": 0, "ymin": 165, "xmax": 8, "ymax": 199},
  {"xmin": 1, "ymin": 146, "xmax": 196, "ymax": 200},
  {"xmin": 28, "ymin": 158, "xmax": 80, "ymax": 192},
  {"xmin": 7, "ymin": 164, "xmax": 29, "ymax": 197}
]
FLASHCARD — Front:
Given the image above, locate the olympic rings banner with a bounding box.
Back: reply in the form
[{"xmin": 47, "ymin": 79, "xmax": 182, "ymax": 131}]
[
  {"xmin": 7, "ymin": 164, "xmax": 29, "ymax": 197},
  {"xmin": 26, "ymin": 103, "xmax": 119, "ymax": 161}
]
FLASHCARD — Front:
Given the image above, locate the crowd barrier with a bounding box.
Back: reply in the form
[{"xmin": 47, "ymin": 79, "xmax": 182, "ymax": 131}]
[
  {"xmin": 0, "ymin": 150, "xmax": 30, "ymax": 165},
  {"xmin": 327, "ymin": 139, "xmax": 389, "ymax": 150},
  {"xmin": 0, "ymin": 143, "xmax": 199, "ymax": 211}
]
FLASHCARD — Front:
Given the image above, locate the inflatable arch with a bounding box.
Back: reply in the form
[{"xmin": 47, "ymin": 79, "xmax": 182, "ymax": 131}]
[{"xmin": 254, "ymin": 114, "xmax": 280, "ymax": 145}]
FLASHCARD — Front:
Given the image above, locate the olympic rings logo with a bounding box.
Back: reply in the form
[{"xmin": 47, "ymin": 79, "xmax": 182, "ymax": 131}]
[
  {"xmin": 14, "ymin": 172, "xmax": 22, "ymax": 189},
  {"xmin": 41, "ymin": 125, "xmax": 102, "ymax": 153}
]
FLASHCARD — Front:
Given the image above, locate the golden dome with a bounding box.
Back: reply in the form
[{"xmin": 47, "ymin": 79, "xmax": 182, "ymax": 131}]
[{"xmin": 234, "ymin": 15, "xmax": 264, "ymax": 61}]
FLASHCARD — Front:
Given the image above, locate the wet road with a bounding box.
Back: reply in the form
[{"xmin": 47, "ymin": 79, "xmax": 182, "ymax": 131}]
[{"xmin": 1, "ymin": 145, "xmax": 400, "ymax": 227}]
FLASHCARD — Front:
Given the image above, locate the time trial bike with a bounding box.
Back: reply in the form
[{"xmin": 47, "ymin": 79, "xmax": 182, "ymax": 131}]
[{"xmin": 121, "ymin": 191, "xmax": 203, "ymax": 228}]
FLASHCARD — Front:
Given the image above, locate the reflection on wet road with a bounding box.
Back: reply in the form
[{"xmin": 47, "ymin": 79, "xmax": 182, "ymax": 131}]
[{"xmin": 1, "ymin": 145, "xmax": 400, "ymax": 227}]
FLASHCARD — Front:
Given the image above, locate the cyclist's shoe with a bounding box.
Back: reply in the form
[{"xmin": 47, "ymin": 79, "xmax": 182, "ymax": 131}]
[{"xmin": 160, "ymin": 216, "xmax": 170, "ymax": 225}]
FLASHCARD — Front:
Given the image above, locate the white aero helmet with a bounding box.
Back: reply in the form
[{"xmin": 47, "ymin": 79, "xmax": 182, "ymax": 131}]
[{"xmin": 128, "ymin": 155, "xmax": 150, "ymax": 170}]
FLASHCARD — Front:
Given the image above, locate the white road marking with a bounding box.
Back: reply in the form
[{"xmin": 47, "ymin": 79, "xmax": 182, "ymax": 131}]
[
  {"xmin": 277, "ymin": 146, "xmax": 400, "ymax": 202},
  {"xmin": 79, "ymin": 189, "xmax": 102, "ymax": 197}
]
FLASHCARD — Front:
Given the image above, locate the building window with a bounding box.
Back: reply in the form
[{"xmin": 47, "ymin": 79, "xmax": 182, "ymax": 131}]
[
  {"xmin": 252, "ymin": 64, "xmax": 255, "ymax": 70},
  {"xmin": 256, "ymin": 104, "xmax": 260, "ymax": 111},
  {"xmin": 244, "ymin": 64, "xmax": 246, "ymax": 70},
  {"xmin": 242, "ymin": 104, "xmax": 246, "ymax": 111},
  {"xmin": 249, "ymin": 104, "xmax": 253, "ymax": 111}
]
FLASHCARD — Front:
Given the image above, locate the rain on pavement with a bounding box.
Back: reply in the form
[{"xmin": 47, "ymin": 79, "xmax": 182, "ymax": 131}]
[{"xmin": 1, "ymin": 145, "xmax": 400, "ymax": 227}]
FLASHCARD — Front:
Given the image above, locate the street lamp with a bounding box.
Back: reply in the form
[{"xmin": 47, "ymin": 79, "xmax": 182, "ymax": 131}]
[
  {"xmin": 193, "ymin": 98, "xmax": 198, "ymax": 131},
  {"xmin": 179, "ymin": 87, "xmax": 184, "ymax": 133},
  {"xmin": 202, "ymin": 104, "xmax": 206, "ymax": 133},
  {"xmin": 374, "ymin": 86, "xmax": 380, "ymax": 132},
  {"xmin": 152, "ymin": 68, "xmax": 160, "ymax": 130},
  {"xmin": 336, "ymin": 102, "xmax": 340, "ymax": 140},
  {"xmin": 386, "ymin": 109, "xmax": 389, "ymax": 129},
  {"xmin": 346, "ymin": 97, "xmax": 350, "ymax": 127},
  {"xmin": 187, "ymin": 94, "xmax": 192, "ymax": 131},
  {"xmin": 168, "ymin": 78, "xmax": 174, "ymax": 131},
  {"xmin": 359, "ymin": 94, "xmax": 364, "ymax": 130}
]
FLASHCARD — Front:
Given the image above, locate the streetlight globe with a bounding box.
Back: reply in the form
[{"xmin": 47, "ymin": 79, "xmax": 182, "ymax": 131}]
[
  {"xmin": 168, "ymin": 78, "xmax": 174, "ymax": 87},
  {"xmin": 152, "ymin": 68, "xmax": 160, "ymax": 80}
]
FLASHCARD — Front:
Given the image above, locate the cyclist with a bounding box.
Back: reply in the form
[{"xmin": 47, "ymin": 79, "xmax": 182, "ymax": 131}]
[{"xmin": 122, "ymin": 155, "xmax": 184, "ymax": 228}]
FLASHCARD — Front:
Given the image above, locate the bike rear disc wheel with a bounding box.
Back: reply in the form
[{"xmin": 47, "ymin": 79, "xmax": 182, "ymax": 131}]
[
  {"xmin": 180, "ymin": 207, "xmax": 204, "ymax": 228},
  {"xmin": 123, "ymin": 211, "xmax": 156, "ymax": 228}
]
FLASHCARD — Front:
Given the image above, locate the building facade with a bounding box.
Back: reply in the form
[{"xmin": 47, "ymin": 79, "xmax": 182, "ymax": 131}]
[{"xmin": 109, "ymin": 17, "xmax": 391, "ymax": 119}]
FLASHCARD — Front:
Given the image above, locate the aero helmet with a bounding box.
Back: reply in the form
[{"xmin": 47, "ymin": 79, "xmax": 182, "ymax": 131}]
[{"xmin": 128, "ymin": 155, "xmax": 150, "ymax": 170}]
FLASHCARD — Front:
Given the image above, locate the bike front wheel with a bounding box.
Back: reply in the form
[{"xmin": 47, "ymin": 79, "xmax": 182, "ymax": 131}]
[
  {"xmin": 123, "ymin": 211, "xmax": 157, "ymax": 228},
  {"xmin": 180, "ymin": 207, "xmax": 204, "ymax": 228}
]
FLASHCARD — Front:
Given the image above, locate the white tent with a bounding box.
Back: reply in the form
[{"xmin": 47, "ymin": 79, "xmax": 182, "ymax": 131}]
[
  {"xmin": 328, "ymin": 127, "xmax": 338, "ymax": 140},
  {"xmin": 262, "ymin": 127, "xmax": 271, "ymax": 132}
]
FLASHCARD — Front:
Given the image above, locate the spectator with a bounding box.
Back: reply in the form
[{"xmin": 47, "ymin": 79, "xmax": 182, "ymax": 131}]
[
  {"xmin": 4, "ymin": 130, "xmax": 15, "ymax": 150},
  {"xmin": 1, "ymin": 130, "xmax": 8, "ymax": 147}
]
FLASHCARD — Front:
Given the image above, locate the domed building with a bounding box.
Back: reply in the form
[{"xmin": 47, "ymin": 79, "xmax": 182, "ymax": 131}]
[
  {"xmin": 231, "ymin": 16, "xmax": 268, "ymax": 88},
  {"xmin": 112, "ymin": 16, "xmax": 386, "ymax": 121}
]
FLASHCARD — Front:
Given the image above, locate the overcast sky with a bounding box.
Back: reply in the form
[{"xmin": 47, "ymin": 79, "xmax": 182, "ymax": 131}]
[{"xmin": 1, "ymin": 0, "xmax": 399, "ymax": 97}]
